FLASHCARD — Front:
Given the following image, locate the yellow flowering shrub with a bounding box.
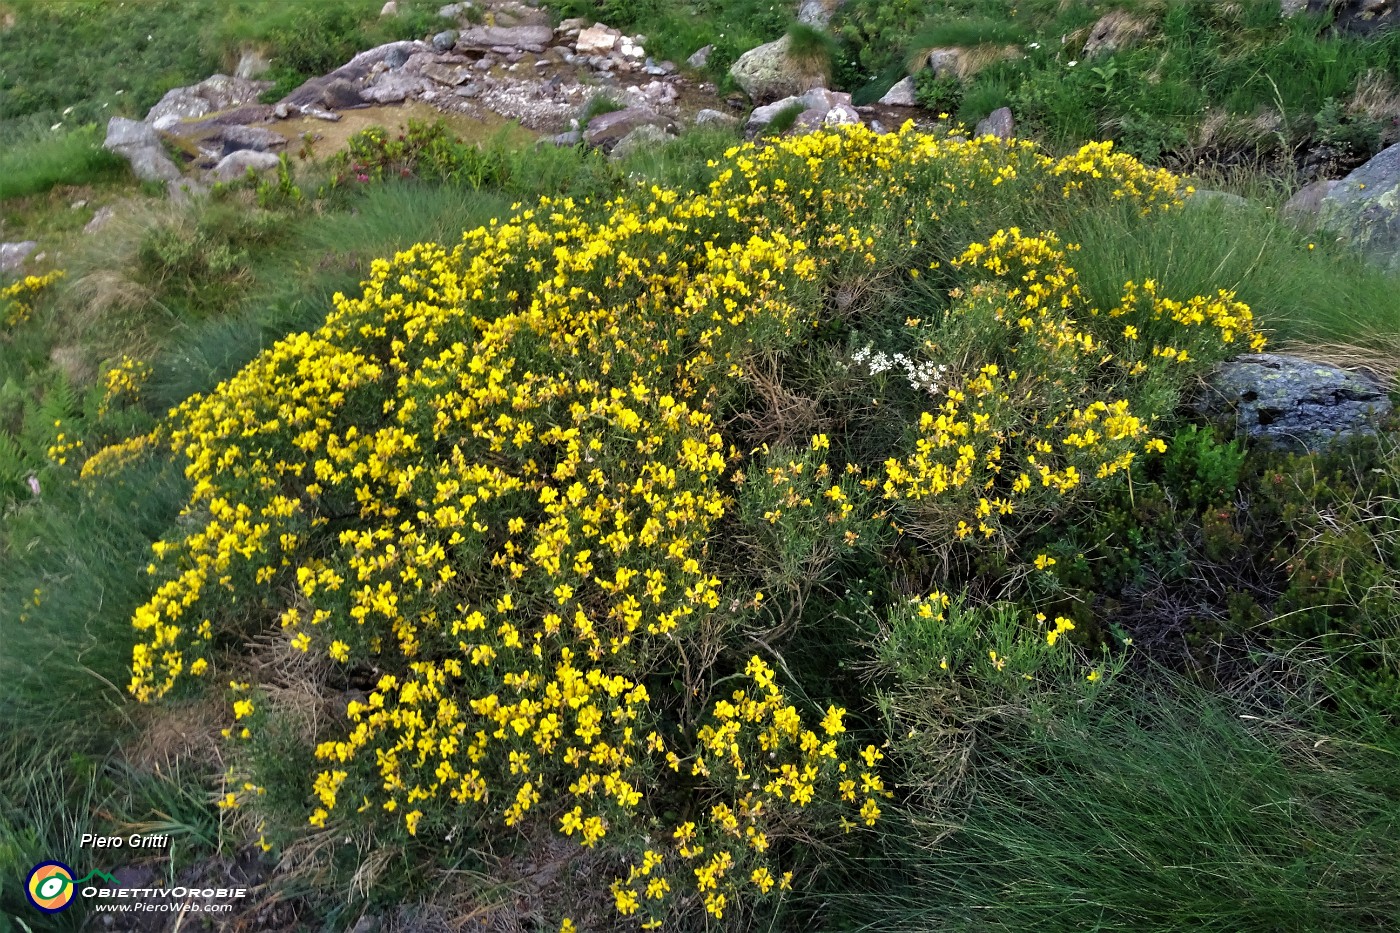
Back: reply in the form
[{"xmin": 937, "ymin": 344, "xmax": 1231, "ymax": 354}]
[
  {"xmin": 119, "ymin": 123, "xmax": 1266, "ymax": 925},
  {"xmin": 1, "ymin": 269, "xmax": 63, "ymax": 327}
]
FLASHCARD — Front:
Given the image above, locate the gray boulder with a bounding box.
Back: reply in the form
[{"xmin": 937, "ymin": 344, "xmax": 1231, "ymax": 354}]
[
  {"xmin": 209, "ymin": 150, "xmax": 283, "ymax": 184},
  {"xmin": 1281, "ymin": 179, "xmax": 1340, "ymax": 230},
  {"xmin": 1317, "ymin": 141, "xmax": 1400, "ymax": 273},
  {"xmin": 1192, "ymin": 353, "xmax": 1393, "ymax": 453},
  {"xmin": 432, "ymin": 29, "xmax": 458, "ymax": 52},
  {"xmin": 104, "ymin": 117, "xmax": 183, "ymax": 183},
  {"xmin": 747, "ymin": 87, "xmax": 854, "ymax": 135},
  {"xmin": 926, "ymin": 48, "xmax": 962, "ymax": 79},
  {"xmin": 610, "ymin": 123, "xmax": 674, "ymax": 160},
  {"xmin": 694, "ymin": 108, "xmax": 740, "ymax": 128},
  {"xmin": 1186, "ymin": 188, "xmax": 1250, "ymax": 210},
  {"xmin": 363, "ymin": 73, "xmax": 431, "ymax": 104},
  {"xmin": 730, "ymin": 34, "xmax": 828, "ymax": 103},
  {"xmin": 797, "ymin": 0, "xmax": 846, "ymax": 27},
  {"xmin": 0, "ymin": 241, "xmax": 38, "ymax": 274},
  {"xmin": 974, "ymin": 107, "xmax": 1015, "ymax": 140},
  {"xmin": 687, "ymin": 45, "xmax": 713, "ymax": 69},
  {"xmin": 878, "ymin": 76, "xmax": 917, "ymax": 106},
  {"xmin": 583, "ymin": 108, "xmax": 673, "ymax": 151},
  {"xmin": 278, "ymin": 41, "xmax": 425, "ymax": 110}
]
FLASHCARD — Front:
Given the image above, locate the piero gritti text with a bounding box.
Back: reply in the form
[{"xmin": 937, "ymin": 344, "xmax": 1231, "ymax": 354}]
[{"xmin": 79, "ymin": 833, "xmax": 172, "ymax": 849}]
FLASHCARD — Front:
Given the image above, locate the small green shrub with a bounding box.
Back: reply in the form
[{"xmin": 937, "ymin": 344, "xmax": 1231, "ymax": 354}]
[{"xmin": 914, "ymin": 72, "xmax": 964, "ymax": 116}]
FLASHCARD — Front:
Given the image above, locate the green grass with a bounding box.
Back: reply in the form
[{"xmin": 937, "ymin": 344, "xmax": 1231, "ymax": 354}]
[
  {"xmin": 810, "ymin": 676, "xmax": 1400, "ymax": 933},
  {"xmin": 1059, "ymin": 196, "xmax": 1400, "ymax": 349},
  {"xmin": 0, "ymin": 125, "xmax": 128, "ymax": 202},
  {"xmin": 0, "ymin": 0, "xmax": 439, "ymax": 136}
]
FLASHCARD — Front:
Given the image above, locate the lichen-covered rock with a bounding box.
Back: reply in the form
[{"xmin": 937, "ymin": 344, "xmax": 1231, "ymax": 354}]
[
  {"xmin": 1191, "ymin": 353, "xmax": 1393, "ymax": 452},
  {"xmin": 1318, "ymin": 141, "xmax": 1400, "ymax": 273},
  {"xmin": 1281, "ymin": 179, "xmax": 1340, "ymax": 230},
  {"xmin": 730, "ymin": 35, "xmax": 828, "ymax": 103}
]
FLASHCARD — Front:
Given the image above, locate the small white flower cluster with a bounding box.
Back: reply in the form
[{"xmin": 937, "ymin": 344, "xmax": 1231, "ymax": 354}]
[{"xmin": 850, "ymin": 345, "xmax": 948, "ymax": 395}]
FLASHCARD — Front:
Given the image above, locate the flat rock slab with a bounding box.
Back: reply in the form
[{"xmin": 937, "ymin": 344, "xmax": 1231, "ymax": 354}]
[
  {"xmin": 458, "ymin": 24, "xmax": 553, "ymax": 52},
  {"xmin": 1191, "ymin": 353, "xmax": 1393, "ymax": 453}
]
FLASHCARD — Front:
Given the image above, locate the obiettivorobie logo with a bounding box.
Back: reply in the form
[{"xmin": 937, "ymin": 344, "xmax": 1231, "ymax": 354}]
[{"xmin": 24, "ymin": 862, "xmax": 121, "ymax": 913}]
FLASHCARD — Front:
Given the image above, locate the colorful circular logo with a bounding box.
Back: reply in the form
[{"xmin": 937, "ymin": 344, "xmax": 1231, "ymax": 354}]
[{"xmin": 26, "ymin": 861, "xmax": 76, "ymax": 913}]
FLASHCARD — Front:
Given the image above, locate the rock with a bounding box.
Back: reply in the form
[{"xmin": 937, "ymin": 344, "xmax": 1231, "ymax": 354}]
[
  {"xmin": 1083, "ymin": 11, "xmax": 1150, "ymax": 59},
  {"xmin": 104, "ymin": 116, "xmax": 161, "ymax": 151},
  {"xmin": 730, "ymin": 34, "xmax": 828, "ymax": 103},
  {"xmin": 381, "ymin": 0, "xmax": 398, "ymax": 14},
  {"xmin": 459, "ymin": 24, "xmax": 553, "ymax": 52},
  {"xmin": 879, "ymin": 76, "xmax": 917, "ymax": 106},
  {"xmin": 1192, "ymin": 353, "xmax": 1393, "ymax": 453},
  {"xmin": 792, "ymin": 107, "xmax": 828, "ymax": 134},
  {"xmin": 1187, "ymin": 188, "xmax": 1250, "ymax": 210},
  {"xmin": 747, "ymin": 87, "xmax": 850, "ymax": 133},
  {"xmin": 544, "ymin": 130, "xmax": 583, "ymax": 147},
  {"xmin": 625, "ymin": 80, "xmax": 678, "ymax": 107},
  {"xmin": 0, "ymin": 241, "xmax": 38, "ymax": 273},
  {"xmin": 797, "ymin": 0, "xmax": 845, "ymax": 27},
  {"xmin": 694, "ymin": 108, "xmax": 740, "ymax": 128},
  {"xmin": 610, "ymin": 123, "xmax": 673, "ymax": 160},
  {"xmin": 583, "ymin": 107, "xmax": 672, "ymax": 151},
  {"xmin": 104, "ymin": 117, "xmax": 183, "ymax": 183},
  {"xmin": 927, "ymin": 48, "xmax": 963, "ymax": 79},
  {"xmin": 687, "ymin": 44, "xmax": 713, "ymax": 69},
  {"xmin": 423, "ymin": 62, "xmax": 471, "ymax": 86},
  {"xmin": 1281, "ymin": 179, "xmax": 1340, "ymax": 230},
  {"xmin": 974, "ymin": 106, "xmax": 1015, "ymax": 140},
  {"xmin": 1280, "ymin": 0, "xmax": 1309, "ymax": 13},
  {"xmin": 576, "ymin": 24, "xmax": 620, "ymax": 56},
  {"xmin": 145, "ymin": 74, "xmax": 272, "ymax": 130},
  {"xmin": 300, "ymin": 106, "xmax": 342, "ymax": 122},
  {"xmin": 209, "ymin": 149, "xmax": 282, "ymax": 183},
  {"xmin": 235, "ymin": 48, "xmax": 270, "ymax": 80},
  {"xmin": 219, "ymin": 124, "xmax": 285, "ymax": 156},
  {"xmin": 1318, "ymin": 141, "xmax": 1400, "ymax": 272},
  {"xmin": 824, "ymin": 102, "xmax": 861, "ymax": 126},
  {"xmin": 363, "ymin": 73, "xmax": 430, "ymax": 104},
  {"xmin": 438, "ymin": 2, "xmax": 470, "ymax": 18},
  {"xmin": 84, "ymin": 206, "xmax": 116, "ymax": 235},
  {"xmin": 278, "ymin": 41, "xmax": 426, "ymax": 109},
  {"xmin": 385, "ymin": 46, "xmax": 412, "ymax": 70},
  {"xmin": 433, "ymin": 30, "xmax": 459, "ymax": 52},
  {"xmin": 1300, "ymin": 0, "xmax": 1399, "ymax": 36}
]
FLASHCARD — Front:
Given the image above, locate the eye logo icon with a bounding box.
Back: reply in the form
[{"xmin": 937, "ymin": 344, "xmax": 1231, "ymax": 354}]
[{"xmin": 26, "ymin": 861, "xmax": 76, "ymax": 912}]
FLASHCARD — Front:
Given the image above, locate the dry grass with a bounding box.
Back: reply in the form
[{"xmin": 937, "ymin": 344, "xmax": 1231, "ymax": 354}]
[
  {"xmin": 1280, "ymin": 339, "xmax": 1400, "ymax": 386},
  {"xmin": 125, "ymin": 696, "xmax": 228, "ymax": 775}
]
